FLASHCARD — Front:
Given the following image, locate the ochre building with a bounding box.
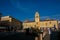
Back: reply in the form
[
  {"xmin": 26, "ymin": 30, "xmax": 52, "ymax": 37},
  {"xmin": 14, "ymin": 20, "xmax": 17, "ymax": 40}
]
[
  {"xmin": 23, "ymin": 11, "xmax": 58, "ymax": 29},
  {"xmin": 0, "ymin": 16, "xmax": 22, "ymax": 31}
]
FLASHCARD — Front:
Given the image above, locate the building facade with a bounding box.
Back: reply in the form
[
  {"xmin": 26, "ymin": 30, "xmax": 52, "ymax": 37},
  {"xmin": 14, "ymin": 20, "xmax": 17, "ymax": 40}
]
[
  {"xmin": 0, "ymin": 16, "xmax": 22, "ymax": 32},
  {"xmin": 23, "ymin": 11, "xmax": 58, "ymax": 29}
]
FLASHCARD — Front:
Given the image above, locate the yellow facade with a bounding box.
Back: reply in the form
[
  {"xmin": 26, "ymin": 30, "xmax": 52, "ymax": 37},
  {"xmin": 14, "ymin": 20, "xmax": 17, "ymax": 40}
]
[{"xmin": 23, "ymin": 11, "xmax": 58, "ymax": 29}]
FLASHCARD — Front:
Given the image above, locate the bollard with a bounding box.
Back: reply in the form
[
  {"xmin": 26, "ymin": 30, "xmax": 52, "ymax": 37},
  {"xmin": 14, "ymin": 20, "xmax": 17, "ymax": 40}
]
[{"xmin": 35, "ymin": 37, "xmax": 38, "ymax": 40}]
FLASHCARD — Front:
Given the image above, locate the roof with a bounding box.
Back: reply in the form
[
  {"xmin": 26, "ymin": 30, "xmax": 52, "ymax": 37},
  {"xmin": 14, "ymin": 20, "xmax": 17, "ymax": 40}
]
[
  {"xmin": 40, "ymin": 20, "xmax": 57, "ymax": 21},
  {"xmin": 1, "ymin": 16, "xmax": 22, "ymax": 23},
  {"xmin": 23, "ymin": 19, "xmax": 57, "ymax": 23},
  {"xmin": 23, "ymin": 18, "xmax": 34, "ymax": 23}
]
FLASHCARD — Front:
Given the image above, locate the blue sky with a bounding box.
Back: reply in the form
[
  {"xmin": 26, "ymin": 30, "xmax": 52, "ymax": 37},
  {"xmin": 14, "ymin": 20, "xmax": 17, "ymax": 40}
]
[{"xmin": 0, "ymin": 0, "xmax": 60, "ymax": 21}]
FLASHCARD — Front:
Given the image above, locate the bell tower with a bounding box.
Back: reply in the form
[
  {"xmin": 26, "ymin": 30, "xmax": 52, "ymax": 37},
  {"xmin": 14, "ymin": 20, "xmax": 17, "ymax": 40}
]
[{"xmin": 35, "ymin": 11, "xmax": 40, "ymax": 22}]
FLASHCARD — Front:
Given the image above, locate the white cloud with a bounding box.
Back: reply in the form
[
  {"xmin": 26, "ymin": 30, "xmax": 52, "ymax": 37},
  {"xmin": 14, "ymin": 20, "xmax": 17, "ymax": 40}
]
[
  {"xmin": 40, "ymin": 16, "xmax": 50, "ymax": 20},
  {"xmin": 40, "ymin": 14, "xmax": 60, "ymax": 20}
]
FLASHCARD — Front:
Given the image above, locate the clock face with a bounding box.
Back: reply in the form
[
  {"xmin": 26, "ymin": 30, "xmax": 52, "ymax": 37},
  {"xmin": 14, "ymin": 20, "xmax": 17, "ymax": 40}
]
[{"xmin": 36, "ymin": 18, "xmax": 39, "ymax": 22}]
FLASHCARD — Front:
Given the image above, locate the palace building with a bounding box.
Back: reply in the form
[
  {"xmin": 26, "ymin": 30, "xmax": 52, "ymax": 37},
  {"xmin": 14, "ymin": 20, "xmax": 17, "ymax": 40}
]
[{"xmin": 23, "ymin": 11, "xmax": 58, "ymax": 29}]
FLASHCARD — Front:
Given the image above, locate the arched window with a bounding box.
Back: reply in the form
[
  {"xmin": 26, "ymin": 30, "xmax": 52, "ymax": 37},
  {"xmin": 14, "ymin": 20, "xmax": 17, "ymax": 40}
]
[
  {"xmin": 50, "ymin": 22, "xmax": 51, "ymax": 24},
  {"xmin": 46, "ymin": 23, "xmax": 47, "ymax": 26},
  {"xmin": 36, "ymin": 16, "xmax": 38, "ymax": 18}
]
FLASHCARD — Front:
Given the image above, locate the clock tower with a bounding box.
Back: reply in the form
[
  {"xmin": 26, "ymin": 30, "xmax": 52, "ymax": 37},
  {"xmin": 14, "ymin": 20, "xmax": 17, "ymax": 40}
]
[{"xmin": 35, "ymin": 11, "xmax": 40, "ymax": 22}]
